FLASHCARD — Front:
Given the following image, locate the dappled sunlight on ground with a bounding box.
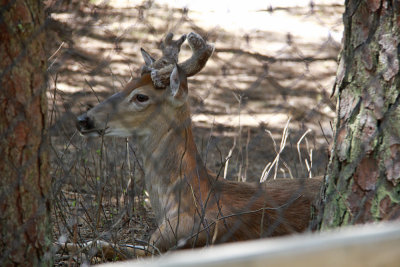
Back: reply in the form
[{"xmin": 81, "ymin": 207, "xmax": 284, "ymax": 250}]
[
  {"xmin": 47, "ymin": 1, "xmax": 343, "ymax": 264},
  {"xmin": 48, "ymin": 0, "xmax": 343, "ymax": 179}
]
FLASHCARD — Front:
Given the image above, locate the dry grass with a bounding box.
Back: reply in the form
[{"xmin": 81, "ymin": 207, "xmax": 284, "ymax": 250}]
[{"xmin": 46, "ymin": 0, "xmax": 342, "ymax": 264}]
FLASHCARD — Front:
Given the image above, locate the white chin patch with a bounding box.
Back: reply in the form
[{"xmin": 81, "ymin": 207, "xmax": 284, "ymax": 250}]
[
  {"xmin": 105, "ymin": 129, "xmax": 132, "ymax": 137},
  {"xmin": 80, "ymin": 129, "xmax": 132, "ymax": 138},
  {"xmin": 80, "ymin": 131, "xmax": 101, "ymax": 137}
]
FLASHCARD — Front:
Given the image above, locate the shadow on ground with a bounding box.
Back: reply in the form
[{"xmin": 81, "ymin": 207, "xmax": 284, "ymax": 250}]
[{"xmin": 46, "ymin": 0, "xmax": 342, "ymax": 264}]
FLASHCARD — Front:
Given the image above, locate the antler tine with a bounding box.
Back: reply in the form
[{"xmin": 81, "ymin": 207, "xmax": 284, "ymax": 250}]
[
  {"xmin": 159, "ymin": 32, "xmax": 186, "ymax": 64},
  {"xmin": 141, "ymin": 33, "xmax": 187, "ymax": 75},
  {"xmin": 163, "ymin": 32, "xmax": 174, "ymax": 45},
  {"xmin": 151, "ymin": 32, "xmax": 214, "ymax": 88}
]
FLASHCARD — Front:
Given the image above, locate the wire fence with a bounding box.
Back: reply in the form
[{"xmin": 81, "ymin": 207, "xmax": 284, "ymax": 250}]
[{"xmin": 2, "ymin": 0, "xmax": 344, "ymax": 265}]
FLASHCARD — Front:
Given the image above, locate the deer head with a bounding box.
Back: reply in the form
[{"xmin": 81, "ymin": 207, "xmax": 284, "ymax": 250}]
[
  {"xmin": 76, "ymin": 32, "xmax": 214, "ymax": 138},
  {"xmin": 76, "ymin": 65, "xmax": 188, "ymax": 138}
]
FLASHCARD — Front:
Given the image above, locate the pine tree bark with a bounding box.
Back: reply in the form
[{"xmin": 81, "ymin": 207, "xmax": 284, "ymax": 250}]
[
  {"xmin": 0, "ymin": 0, "xmax": 51, "ymax": 265},
  {"xmin": 318, "ymin": 0, "xmax": 400, "ymax": 229}
]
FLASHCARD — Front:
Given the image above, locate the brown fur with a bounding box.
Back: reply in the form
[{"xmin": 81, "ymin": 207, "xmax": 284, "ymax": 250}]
[
  {"xmin": 77, "ymin": 69, "xmax": 323, "ymax": 253},
  {"xmin": 146, "ymin": 126, "xmax": 322, "ymax": 251}
]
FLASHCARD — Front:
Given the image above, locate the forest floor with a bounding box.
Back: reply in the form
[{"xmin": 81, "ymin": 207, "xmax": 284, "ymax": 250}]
[{"xmin": 46, "ymin": 0, "xmax": 343, "ymax": 265}]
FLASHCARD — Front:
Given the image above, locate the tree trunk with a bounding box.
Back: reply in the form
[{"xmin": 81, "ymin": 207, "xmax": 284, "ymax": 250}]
[
  {"xmin": 0, "ymin": 0, "xmax": 51, "ymax": 265},
  {"xmin": 318, "ymin": 0, "xmax": 400, "ymax": 229}
]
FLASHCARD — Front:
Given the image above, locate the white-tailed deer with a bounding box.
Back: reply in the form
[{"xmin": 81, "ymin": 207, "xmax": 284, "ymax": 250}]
[{"xmin": 76, "ymin": 32, "xmax": 322, "ymax": 253}]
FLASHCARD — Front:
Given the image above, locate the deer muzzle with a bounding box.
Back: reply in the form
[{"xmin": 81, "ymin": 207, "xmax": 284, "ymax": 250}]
[{"xmin": 76, "ymin": 113, "xmax": 104, "ymax": 136}]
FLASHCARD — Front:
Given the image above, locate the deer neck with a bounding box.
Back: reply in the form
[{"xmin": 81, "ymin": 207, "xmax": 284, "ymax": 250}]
[{"xmin": 137, "ymin": 108, "xmax": 210, "ymax": 223}]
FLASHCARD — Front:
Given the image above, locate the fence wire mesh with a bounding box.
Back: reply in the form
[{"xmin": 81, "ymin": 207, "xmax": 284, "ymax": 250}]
[{"xmin": 2, "ymin": 0, "xmax": 345, "ymax": 265}]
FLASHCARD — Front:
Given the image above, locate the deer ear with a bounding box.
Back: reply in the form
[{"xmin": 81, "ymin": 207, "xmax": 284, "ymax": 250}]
[
  {"xmin": 141, "ymin": 48, "xmax": 155, "ymax": 66},
  {"xmin": 169, "ymin": 64, "xmax": 188, "ymax": 105}
]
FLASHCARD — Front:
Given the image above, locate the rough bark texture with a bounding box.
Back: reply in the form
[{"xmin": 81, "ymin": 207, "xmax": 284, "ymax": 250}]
[
  {"xmin": 318, "ymin": 0, "xmax": 400, "ymax": 229},
  {"xmin": 0, "ymin": 0, "xmax": 51, "ymax": 265}
]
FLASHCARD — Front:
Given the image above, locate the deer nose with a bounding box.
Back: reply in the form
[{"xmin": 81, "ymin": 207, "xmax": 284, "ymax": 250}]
[{"xmin": 76, "ymin": 113, "xmax": 93, "ymax": 132}]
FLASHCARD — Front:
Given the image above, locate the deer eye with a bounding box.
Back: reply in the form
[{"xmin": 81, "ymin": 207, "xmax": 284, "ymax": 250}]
[{"xmin": 134, "ymin": 94, "xmax": 149, "ymax": 103}]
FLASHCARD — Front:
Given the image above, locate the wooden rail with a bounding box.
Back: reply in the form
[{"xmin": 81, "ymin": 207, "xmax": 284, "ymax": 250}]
[{"xmin": 100, "ymin": 222, "xmax": 400, "ymax": 267}]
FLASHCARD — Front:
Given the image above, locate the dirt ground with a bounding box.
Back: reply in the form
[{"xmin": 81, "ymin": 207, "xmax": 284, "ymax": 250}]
[{"xmin": 47, "ymin": 0, "xmax": 343, "ymax": 264}]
